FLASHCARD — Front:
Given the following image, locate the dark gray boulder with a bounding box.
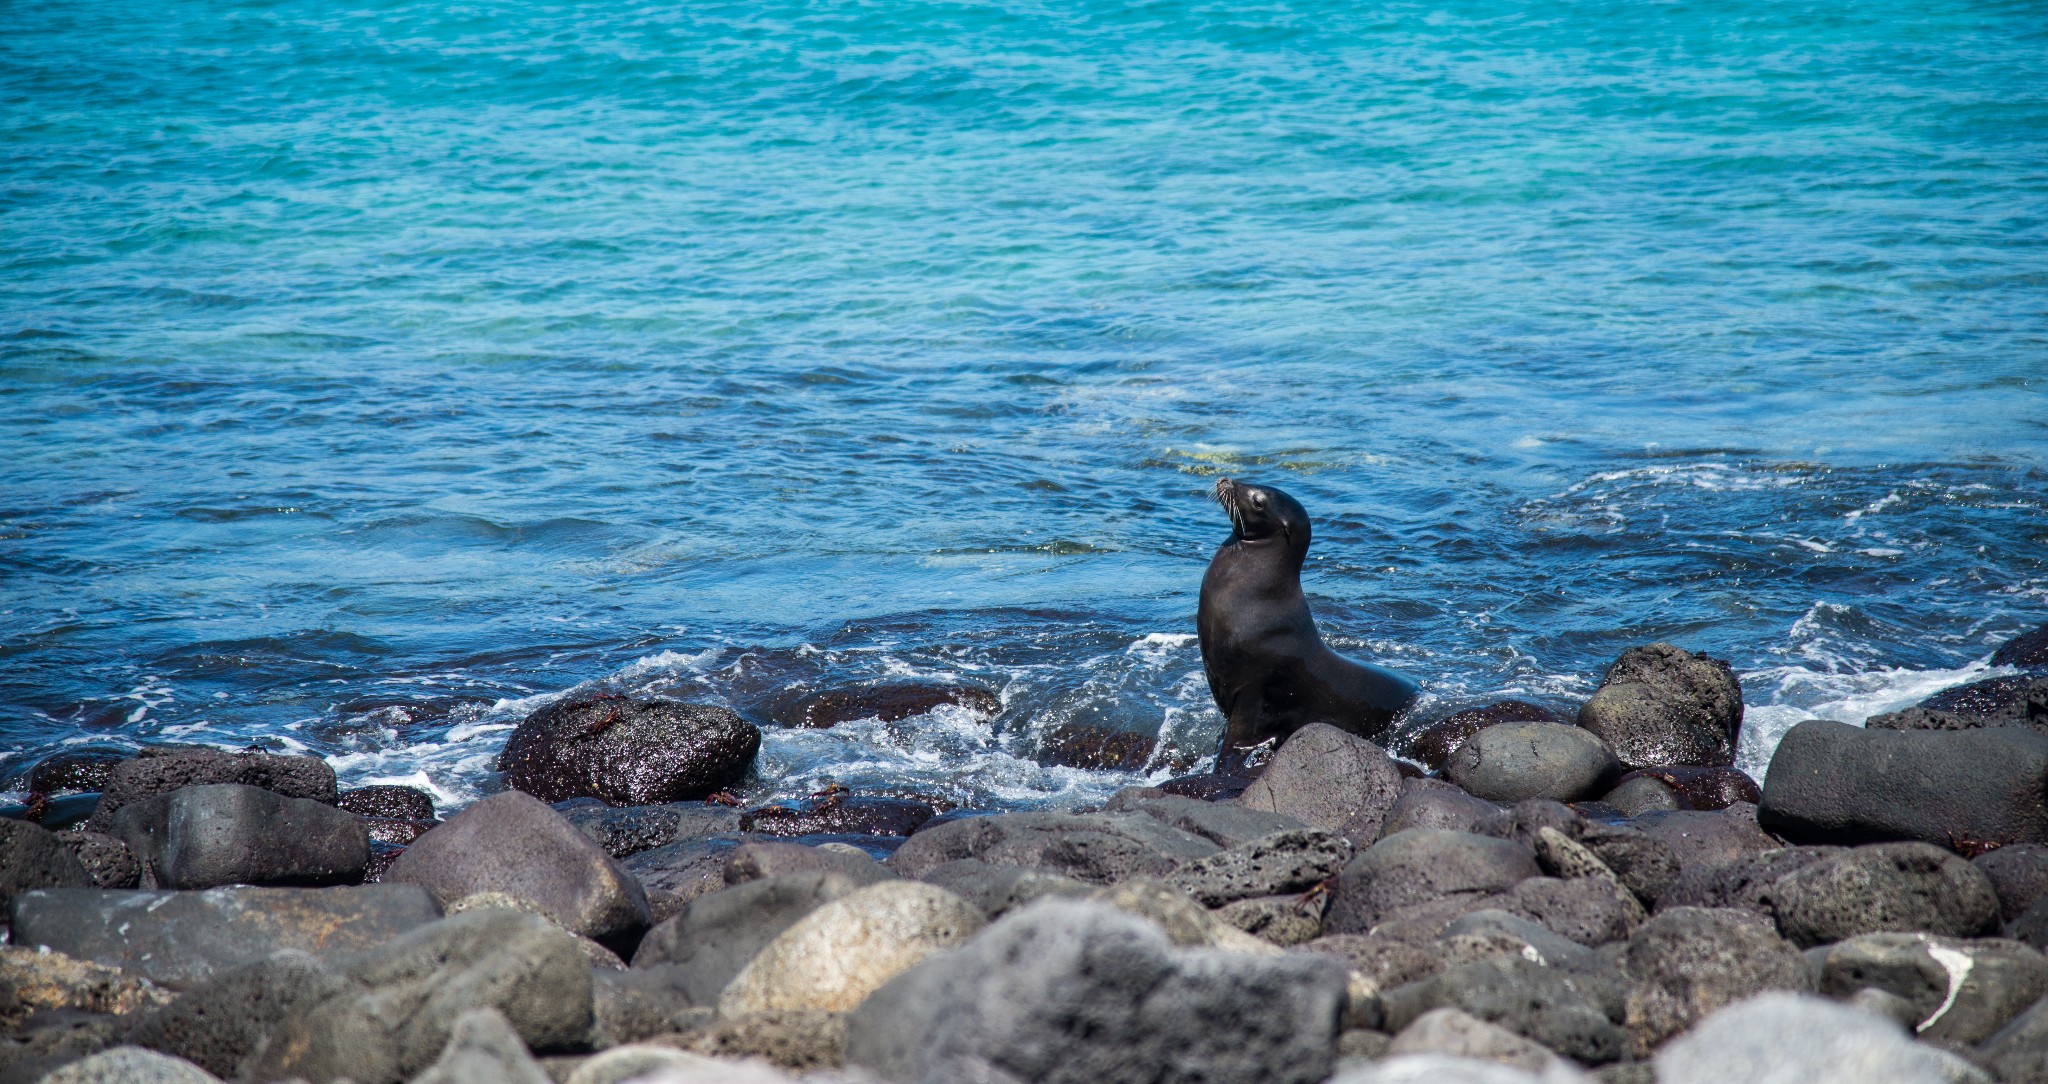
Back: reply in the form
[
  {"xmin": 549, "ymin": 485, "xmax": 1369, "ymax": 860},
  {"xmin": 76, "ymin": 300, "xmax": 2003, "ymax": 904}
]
[
  {"xmin": 740, "ymin": 795, "xmax": 936, "ymax": 838},
  {"xmin": 1814, "ymin": 932, "xmax": 2048, "ymax": 1045},
  {"xmin": 913, "ymin": 860, "xmax": 1092, "ymax": 918},
  {"xmin": 382, "ymin": 790, "xmax": 650, "ymax": 951},
  {"xmin": 27, "ymin": 749, "xmax": 130, "ymax": 794},
  {"xmin": 724, "ymin": 840, "xmax": 896, "ymax": 886},
  {"xmin": 1920, "ymin": 674, "xmax": 2048, "ymax": 726},
  {"xmin": 552, "ymin": 799, "xmax": 685, "ymax": 858},
  {"xmin": 1620, "ymin": 906, "xmax": 1809, "ymax": 1053},
  {"xmin": 1994, "ymin": 623, "xmax": 2048, "ymax": 671},
  {"xmin": 9, "ymin": 885, "xmax": 442, "ymax": 989},
  {"xmin": 251, "ymin": 909, "xmax": 592, "ymax": 1084},
  {"xmin": 1975, "ymin": 844, "xmax": 2048, "ymax": 923},
  {"xmin": 1378, "ymin": 780, "xmax": 1509, "ymax": 840},
  {"xmin": 336, "ymin": 786, "xmax": 437, "ymax": 821},
  {"xmin": 1445, "ymin": 722, "xmax": 1622, "ymax": 804},
  {"xmin": 1101, "ymin": 793, "xmax": 1307, "ymax": 849},
  {"xmin": 1599, "ymin": 775, "xmax": 1685, "ymax": 816},
  {"xmin": 1399, "ymin": 701, "xmax": 1569, "ymax": 773},
  {"xmin": 1767, "ymin": 842, "xmax": 1999, "ymax": 948},
  {"xmin": 588, "ymin": 967, "xmax": 708, "ymax": 1048},
  {"xmin": 1492, "ymin": 876, "xmax": 1644, "ymax": 947},
  {"xmin": 84, "ymin": 749, "xmax": 337, "ymax": 833},
  {"xmin": 1576, "ymin": 643, "xmax": 1744, "ymax": 772},
  {"xmin": 887, "ymin": 811, "xmax": 1218, "ymax": 885},
  {"xmin": 1232, "ymin": 723, "xmax": 1406, "ymax": 846},
  {"xmin": 127, "ymin": 951, "xmax": 351, "ymax": 1078},
  {"xmin": 1760, "ymin": 720, "xmax": 2048, "ymax": 848},
  {"xmin": 1577, "ymin": 825, "xmax": 1682, "ymax": 906},
  {"xmin": 846, "ymin": 899, "xmax": 1348, "ymax": 1084},
  {"xmin": 0, "ymin": 1010, "xmax": 126, "ymax": 1084},
  {"xmin": 1378, "ymin": 954, "xmax": 1628, "ymax": 1064},
  {"xmin": 498, "ymin": 697, "xmax": 759, "ymax": 805},
  {"xmin": 1167, "ymin": 829, "xmax": 1351, "ymax": 907},
  {"xmin": 630, "ymin": 871, "xmax": 872, "ymax": 1004},
  {"xmin": 1654, "ymin": 846, "xmax": 1839, "ymax": 918},
  {"xmin": 110, "ymin": 784, "xmax": 368, "ymax": 889},
  {"xmin": 623, "ymin": 835, "xmax": 743, "ymax": 924},
  {"xmin": 52, "ymin": 831, "xmax": 138, "ymax": 893},
  {"xmin": 1626, "ymin": 805, "xmax": 1778, "ymax": 874},
  {"xmin": 1981, "ymin": 993, "xmax": 2048, "ymax": 1084},
  {"xmin": 1292, "ymin": 933, "xmax": 1446, "ymax": 992},
  {"xmin": 1436, "ymin": 909, "xmax": 1599, "ymax": 972},
  {"xmin": 0, "ymin": 820, "xmax": 90, "ymax": 916},
  {"xmin": 1324, "ymin": 830, "xmax": 1540, "ymax": 935}
]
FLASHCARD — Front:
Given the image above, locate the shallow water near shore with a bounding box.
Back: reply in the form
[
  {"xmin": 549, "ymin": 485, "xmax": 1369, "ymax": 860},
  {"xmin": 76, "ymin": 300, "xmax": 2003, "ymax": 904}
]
[{"xmin": 2, "ymin": 0, "xmax": 2044, "ymax": 811}]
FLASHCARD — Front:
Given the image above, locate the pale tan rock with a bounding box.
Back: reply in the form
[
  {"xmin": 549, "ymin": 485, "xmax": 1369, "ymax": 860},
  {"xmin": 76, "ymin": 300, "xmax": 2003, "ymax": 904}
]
[
  {"xmin": 717, "ymin": 882, "xmax": 983, "ymax": 1015},
  {"xmin": 0, "ymin": 946, "xmax": 173, "ymax": 1027},
  {"xmin": 1087, "ymin": 879, "xmax": 1285, "ymax": 956},
  {"xmin": 1388, "ymin": 1007, "xmax": 1571, "ymax": 1075}
]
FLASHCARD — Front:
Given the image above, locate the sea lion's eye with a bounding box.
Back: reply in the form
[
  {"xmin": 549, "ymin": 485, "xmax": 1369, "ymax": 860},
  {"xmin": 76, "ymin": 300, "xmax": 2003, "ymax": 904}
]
[{"xmin": 1250, "ymin": 493, "xmax": 1266, "ymax": 508}]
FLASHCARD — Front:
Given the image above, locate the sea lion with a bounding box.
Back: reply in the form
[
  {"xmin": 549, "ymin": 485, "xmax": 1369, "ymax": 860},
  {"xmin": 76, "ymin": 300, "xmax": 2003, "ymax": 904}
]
[{"xmin": 1198, "ymin": 478, "xmax": 1419, "ymax": 767}]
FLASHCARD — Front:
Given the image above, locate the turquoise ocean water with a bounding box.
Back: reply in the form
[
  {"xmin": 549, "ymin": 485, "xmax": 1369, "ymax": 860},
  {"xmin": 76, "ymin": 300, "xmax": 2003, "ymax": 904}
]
[{"xmin": 3, "ymin": 0, "xmax": 2045, "ymax": 809}]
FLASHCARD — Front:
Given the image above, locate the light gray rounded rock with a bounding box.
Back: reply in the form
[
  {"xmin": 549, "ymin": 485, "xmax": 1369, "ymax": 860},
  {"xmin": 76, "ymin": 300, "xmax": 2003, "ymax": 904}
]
[
  {"xmin": 1233, "ymin": 723, "xmax": 1407, "ymax": 845},
  {"xmin": 34, "ymin": 1046, "xmax": 222, "ymax": 1084},
  {"xmin": 1654, "ymin": 992, "xmax": 1989, "ymax": 1084},
  {"xmin": 1446, "ymin": 724, "xmax": 1621, "ymax": 804},
  {"xmin": 629, "ymin": 870, "xmax": 872, "ymax": 1004},
  {"xmin": 719, "ymin": 881, "xmax": 985, "ymax": 1015},
  {"xmin": 411, "ymin": 1007, "xmax": 553, "ymax": 1084}
]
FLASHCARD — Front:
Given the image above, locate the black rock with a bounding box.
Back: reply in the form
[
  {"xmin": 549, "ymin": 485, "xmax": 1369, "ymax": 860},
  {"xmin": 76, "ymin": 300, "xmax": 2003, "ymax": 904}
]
[
  {"xmin": 336, "ymin": 786, "xmax": 437, "ymax": 821},
  {"xmin": 127, "ymin": 951, "xmax": 352, "ymax": 1079},
  {"xmin": 1378, "ymin": 954, "xmax": 1628, "ymax": 1064},
  {"xmin": 1445, "ymin": 722, "xmax": 1623, "ymax": 804},
  {"xmin": 1620, "ymin": 906, "xmax": 1809, "ymax": 1052},
  {"xmin": 622, "ymin": 835, "xmax": 743, "ymax": 924},
  {"xmin": 0, "ymin": 820, "xmax": 91, "ymax": 916},
  {"xmin": 381, "ymin": 790, "xmax": 650, "ymax": 952},
  {"xmin": 1399, "ymin": 700, "xmax": 1569, "ymax": 773},
  {"xmin": 741, "ymin": 796, "xmax": 935, "ymax": 838},
  {"xmin": 1577, "ymin": 643, "xmax": 1744, "ymax": 772},
  {"xmin": 1166, "ymin": 829, "xmax": 1352, "ymax": 907},
  {"xmin": 110, "ymin": 784, "xmax": 368, "ymax": 889},
  {"xmin": 1378, "ymin": 779, "xmax": 1510, "ymax": 840},
  {"xmin": 887, "ymin": 811, "xmax": 1219, "ymax": 885},
  {"xmin": 1918, "ymin": 674, "xmax": 2048, "ymax": 726},
  {"xmin": 9, "ymin": 884, "xmax": 442, "ymax": 989},
  {"xmin": 1324, "ymin": 829, "xmax": 1541, "ymax": 935},
  {"xmin": 1156, "ymin": 773, "xmax": 1256, "ymax": 802},
  {"xmin": 27, "ymin": 751, "xmax": 128, "ymax": 795},
  {"xmin": 363, "ymin": 818, "xmax": 434, "ymax": 847},
  {"xmin": 552, "ymin": 798, "xmax": 687, "ymax": 858},
  {"xmin": 1100, "ymin": 792, "xmax": 1307, "ymax": 848},
  {"xmin": 1993, "ymin": 623, "xmax": 2048, "ymax": 670},
  {"xmin": 1619, "ymin": 767, "xmax": 1761, "ymax": 812},
  {"xmin": 722, "ymin": 841, "xmax": 897, "ymax": 887},
  {"xmin": 54, "ymin": 832, "xmax": 139, "ymax": 889},
  {"xmin": 1979, "ymin": 844, "xmax": 2048, "ymax": 925},
  {"xmin": 846, "ymin": 899, "xmax": 1348, "ymax": 1084},
  {"xmin": 630, "ymin": 871, "xmax": 874, "ymax": 1004},
  {"xmin": 1766, "ymin": 842, "xmax": 2000, "ymax": 948},
  {"xmin": 1759, "ymin": 719, "xmax": 2048, "ymax": 848},
  {"xmin": 84, "ymin": 748, "xmax": 337, "ymax": 833},
  {"xmin": 1492, "ymin": 876, "xmax": 1644, "ymax": 947},
  {"xmin": 1232, "ymin": 723, "xmax": 1406, "ymax": 846},
  {"xmin": 499, "ymin": 698, "xmax": 759, "ymax": 806},
  {"xmin": 1033, "ymin": 724, "xmax": 1157, "ymax": 771},
  {"xmin": 778, "ymin": 682, "xmax": 1001, "ymax": 729}
]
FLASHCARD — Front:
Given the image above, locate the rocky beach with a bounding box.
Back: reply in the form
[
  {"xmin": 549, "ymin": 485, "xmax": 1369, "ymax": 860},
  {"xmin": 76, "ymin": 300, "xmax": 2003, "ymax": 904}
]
[{"xmin": 6, "ymin": 621, "xmax": 2048, "ymax": 1084}]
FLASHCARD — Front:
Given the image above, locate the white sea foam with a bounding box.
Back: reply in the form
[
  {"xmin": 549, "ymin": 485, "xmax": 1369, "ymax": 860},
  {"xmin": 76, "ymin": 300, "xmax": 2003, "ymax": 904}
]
[{"xmin": 1736, "ymin": 659, "xmax": 2006, "ymax": 780}]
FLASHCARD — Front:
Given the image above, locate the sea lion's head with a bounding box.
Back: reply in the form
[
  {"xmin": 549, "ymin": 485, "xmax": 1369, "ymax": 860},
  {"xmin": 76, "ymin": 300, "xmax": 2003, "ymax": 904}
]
[{"xmin": 1212, "ymin": 478, "xmax": 1311, "ymax": 552}]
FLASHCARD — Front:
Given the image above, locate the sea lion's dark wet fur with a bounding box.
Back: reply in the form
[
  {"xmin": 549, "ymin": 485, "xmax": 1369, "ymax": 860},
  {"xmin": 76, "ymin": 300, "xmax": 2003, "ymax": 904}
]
[{"xmin": 1198, "ymin": 478, "xmax": 1419, "ymax": 766}]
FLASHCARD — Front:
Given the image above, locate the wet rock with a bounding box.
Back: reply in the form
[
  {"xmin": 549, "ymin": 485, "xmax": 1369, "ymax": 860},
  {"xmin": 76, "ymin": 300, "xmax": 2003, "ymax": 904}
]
[
  {"xmin": 35, "ymin": 1047, "xmax": 220, "ymax": 1084},
  {"xmin": 1617, "ymin": 766, "xmax": 1761, "ymax": 811},
  {"xmin": 1401, "ymin": 701, "xmax": 1570, "ymax": 773},
  {"xmin": 741, "ymin": 796, "xmax": 935, "ymax": 838},
  {"xmin": 1577, "ymin": 643, "xmax": 1744, "ymax": 772},
  {"xmin": 363, "ymin": 817, "xmax": 434, "ymax": 847},
  {"xmin": 1977, "ymin": 843, "xmax": 2048, "ymax": 923},
  {"xmin": 1760, "ymin": 720, "xmax": 2048, "ymax": 848},
  {"xmin": 84, "ymin": 749, "xmax": 336, "ymax": 833},
  {"xmin": 1655, "ymin": 992, "xmax": 1989, "ymax": 1084},
  {"xmin": 1919, "ymin": 674, "xmax": 2048, "ymax": 726},
  {"xmin": 587, "ymin": 968, "xmax": 706, "ymax": 1048},
  {"xmin": 1034, "ymin": 724, "xmax": 1157, "ymax": 771},
  {"xmin": 1866, "ymin": 706, "xmax": 1985, "ymax": 732},
  {"xmin": 9, "ymin": 885, "xmax": 442, "ymax": 989},
  {"xmin": 1388, "ymin": 1008, "xmax": 1574, "ymax": 1076},
  {"xmin": 845, "ymin": 899, "xmax": 1348, "ymax": 1084},
  {"xmin": 1378, "ymin": 954, "xmax": 1628, "ymax": 1064},
  {"xmin": 1379, "ymin": 780, "xmax": 1510, "ymax": 840},
  {"xmin": 1446, "ymin": 723, "xmax": 1622, "ymax": 804},
  {"xmin": 1576, "ymin": 825, "xmax": 1681, "ymax": 906},
  {"xmin": 912, "ymin": 859, "xmax": 1091, "ymax": 917},
  {"xmin": 1769, "ymin": 842, "xmax": 1999, "ymax": 947},
  {"xmin": 126, "ymin": 952, "xmax": 350, "ymax": 1079},
  {"xmin": 886, "ymin": 810, "xmax": 1219, "ymax": 885},
  {"xmin": 1994, "ymin": 623, "xmax": 2048, "ymax": 670},
  {"xmin": 724, "ymin": 841, "xmax": 895, "ymax": 887},
  {"xmin": 500, "ymin": 698, "xmax": 759, "ymax": 805},
  {"xmin": 623, "ymin": 835, "xmax": 743, "ymax": 924},
  {"xmin": 782, "ymin": 682, "xmax": 1001, "ymax": 729},
  {"xmin": 110, "ymin": 784, "xmax": 369, "ymax": 889},
  {"xmin": 382, "ymin": 790, "xmax": 650, "ymax": 950},
  {"xmin": 1598, "ymin": 775, "xmax": 1684, "ymax": 816},
  {"xmin": 28, "ymin": 751, "xmax": 129, "ymax": 795},
  {"xmin": 1655, "ymin": 845, "xmax": 1841, "ymax": 916},
  {"xmin": 1215, "ymin": 895, "xmax": 1323, "ymax": 945},
  {"xmin": 1619, "ymin": 907, "xmax": 1809, "ymax": 1052},
  {"xmin": 1813, "ymin": 932, "xmax": 2048, "ymax": 1045},
  {"xmin": 0, "ymin": 948, "xmax": 172, "ymax": 1028},
  {"xmin": 552, "ymin": 799, "xmax": 685, "ymax": 858},
  {"xmin": 720, "ymin": 881, "xmax": 985, "ymax": 1015},
  {"xmin": 1294, "ymin": 934, "xmax": 1446, "ymax": 991},
  {"xmin": 1233, "ymin": 723, "xmax": 1406, "ymax": 846},
  {"xmin": 1102, "ymin": 793, "xmax": 1307, "ymax": 848},
  {"xmin": 1157, "ymin": 773, "xmax": 1256, "ymax": 802},
  {"xmin": 0, "ymin": 820, "xmax": 91, "ymax": 914},
  {"xmin": 1166, "ymin": 828, "xmax": 1350, "ymax": 906},
  {"xmin": 336, "ymin": 785, "xmax": 437, "ymax": 821},
  {"xmin": 1325, "ymin": 830, "xmax": 1541, "ymax": 935},
  {"xmin": 631, "ymin": 871, "xmax": 874, "ymax": 1004},
  {"xmin": 1627, "ymin": 804, "xmax": 1778, "ymax": 873},
  {"xmin": 676, "ymin": 1010, "xmax": 848, "ymax": 1071},
  {"xmin": 250, "ymin": 909, "xmax": 593, "ymax": 1084},
  {"xmin": 411, "ymin": 1007, "xmax": 552, "ymax": 1084}
]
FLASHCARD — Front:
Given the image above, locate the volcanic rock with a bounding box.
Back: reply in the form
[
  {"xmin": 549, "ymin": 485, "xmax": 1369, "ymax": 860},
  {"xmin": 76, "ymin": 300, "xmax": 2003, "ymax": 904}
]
[
  {"xmin": 1654, "ymin": 992, "xmax": 1988, "ymax": 1084},
  {"xmin": 1766, "ymin": 842, "xmax": 1999, "ymax": 947},
  {"xmin": 1761, "ymin": 720, "xmax": 2048, "ymax": 848},
  {"xmin": 720, "ymin": 881, "xmax": 985, "ymax": 1015},
  {"xmin": 336, "ymin": 785, "xmax": 437, "ymax": 821},
  {"xmin": 1576, "ymin": 643, "xmax": 1744, "ymax": 772},
  {"xmin": 781, "ymin": 682, "xmax": 1001, "ymax": 729},
  {"xmin": 1445, "ymin": 723, "xmax": 1622, "ymax": 804},
  {"xmin": 1619, "ymin": 906, "xmax": 1808, "ymax": 1052},
  {"xmin": 1400, "ymin": 700, "xmax": 1570, "ymax": 772},
  {"xmin": 110, "ymin": 783, "xmax": 368, "ymax": 889},
  {"xmin": 499, "ymin": 697, "xmax": 758, "ymax": 805},
  {"xmin": 84, "ymin": 749, "xmax": 336, "ymax": 833},
  {"xmin": 886, "ymin": 810, "xmax": 1218, "ymax": 885},
  {"xmin": 1324, "ymin": 829, "xmax": 1541, "ymax": 935},
  {"xmin": 1233, "ymin": 723, "xmax": 1406, "ymax": 845},
  {"xmin": 631, "ymin": 871, "xmax": 873, "ymax": 1004},
  {"xmin": 1813, "ymin": 932, "xmax": 2048, "ymax": 1045},
  {"xmin": 0, "ymin": 819, "xmax": 91, "ymax": 915}
]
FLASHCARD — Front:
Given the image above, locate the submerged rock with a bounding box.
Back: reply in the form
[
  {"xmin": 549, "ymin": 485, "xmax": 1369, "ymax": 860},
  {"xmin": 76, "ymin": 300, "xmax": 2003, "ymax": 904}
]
[
  {"xmin": 1034, "ymin": 723, "xmax": 1158, "ymax": 770},
  {"xmin": 499, "ymin": 697, "xmax": 759, "ymax": 805},
  {"xmin": 779, "ymin": 682, "xmax": 1001, "ymax": 729}
]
